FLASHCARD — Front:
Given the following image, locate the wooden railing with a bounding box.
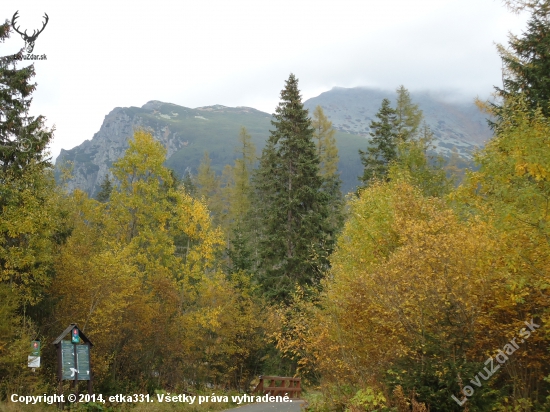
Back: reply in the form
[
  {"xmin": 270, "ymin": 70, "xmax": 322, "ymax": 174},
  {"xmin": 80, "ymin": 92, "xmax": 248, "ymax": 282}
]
[{"xmin": 253, "ymin": 375, "xmax": 301, "ymax": 399}]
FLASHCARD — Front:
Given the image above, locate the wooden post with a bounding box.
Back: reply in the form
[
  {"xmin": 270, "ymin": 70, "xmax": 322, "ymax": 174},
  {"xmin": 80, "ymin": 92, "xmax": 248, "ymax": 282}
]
[
  {"xmin": 87, "ymin": 342, "xmax": 93, "ymax": 395},
  {"xmin": 258, "ymin": 376, "xmax": 264, "ymax": 394},
  {"xmin": 57, "ymin": 344, "xmax": 64, "ymax": 410}
]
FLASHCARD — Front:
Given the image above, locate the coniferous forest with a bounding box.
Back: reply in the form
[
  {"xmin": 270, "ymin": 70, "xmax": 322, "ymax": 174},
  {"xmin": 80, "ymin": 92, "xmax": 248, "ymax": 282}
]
[{"xmin": 2, "ymin": 1, "xmax": 550, "ymax": 411}]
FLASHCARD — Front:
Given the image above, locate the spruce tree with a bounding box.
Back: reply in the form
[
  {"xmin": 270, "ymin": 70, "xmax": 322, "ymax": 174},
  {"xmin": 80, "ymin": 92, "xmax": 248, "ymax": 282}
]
[
  {"xmin": 493, "ymin": 1, "xmax": 550, "ymax": 122},
  {"xmin": 0, "ymin": 21, "xmax": 53, "ymax": 176},
  {"xmin": 358, "ymin": 88, "xmax": 425, "ymax": 189},
  {"xmin": 0, "ymin": 21, "xmax": 61, "ymax": 390},
  {"xmin": 253, "ymin": 74, "xmax": 331, "ymax": 303},
  {"xmin": 227, "ymin": 226, "xmax": 254, "ymax": 274},
  {"xmin": 182, "ymin": 170, "xmax": 197, "ymax": 196},
  {"xmin": 358, "ymin": 98, "xmax": 398, "ymax": 186},
  {"xmin": 95, "ymin": 175, "xmax": 113, "ymax": 202}
]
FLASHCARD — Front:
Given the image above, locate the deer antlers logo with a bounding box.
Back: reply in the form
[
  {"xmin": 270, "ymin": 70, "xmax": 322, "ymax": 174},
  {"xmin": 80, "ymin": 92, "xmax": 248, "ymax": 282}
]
[{"xmin": 11, "ymin": 11, "xmax": 49, "ymax": 54}]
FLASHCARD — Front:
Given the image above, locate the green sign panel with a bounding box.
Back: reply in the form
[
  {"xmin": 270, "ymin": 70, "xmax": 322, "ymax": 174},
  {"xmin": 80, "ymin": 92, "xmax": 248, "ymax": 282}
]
[
  {"xmin": 31, "ymin": 341, "xmax": 40, "ymax": 356},
  {"xmin": 61, "ymin": 341, "xmax": 90, "ymax": 381},
  {"xmin": 61, "ymin": 341, "xmax": 75, "ymax": 380},
  {"xmin": 76, "ymin": 345, "xmax": 90, "ymax": 380}
]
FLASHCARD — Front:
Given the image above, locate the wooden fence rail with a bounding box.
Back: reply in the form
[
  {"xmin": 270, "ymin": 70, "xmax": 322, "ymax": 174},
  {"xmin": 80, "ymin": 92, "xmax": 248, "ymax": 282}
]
[{"xmin": 253, "ymin": 375, "xmax": 301, "ymax": 399}]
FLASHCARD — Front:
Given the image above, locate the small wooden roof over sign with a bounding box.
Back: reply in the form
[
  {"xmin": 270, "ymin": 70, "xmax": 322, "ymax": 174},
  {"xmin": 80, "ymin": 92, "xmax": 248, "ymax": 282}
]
[{"xmin": 52, "ymin": 323, "xmax": 93, "ymax": 347}]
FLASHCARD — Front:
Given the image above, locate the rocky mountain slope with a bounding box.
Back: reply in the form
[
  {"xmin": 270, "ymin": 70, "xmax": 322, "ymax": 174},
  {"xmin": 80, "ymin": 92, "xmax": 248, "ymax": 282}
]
[
  {"xmin": 303, "ymin": 87, "xmax": 491, "ymax": 158},
  {"xmin": 55, "ymin": 87, "xmax": 493, "ymax": 196},
  {"xmin": 56, "ymin": 101, "xmax": 273, "ymax": 194}
]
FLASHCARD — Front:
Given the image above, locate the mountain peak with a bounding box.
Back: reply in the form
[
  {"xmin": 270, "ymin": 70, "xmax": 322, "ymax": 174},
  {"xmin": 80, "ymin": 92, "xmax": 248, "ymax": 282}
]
[{"xmin": 141, "ymin": 100, "xmax": 165, "ymax": 110}]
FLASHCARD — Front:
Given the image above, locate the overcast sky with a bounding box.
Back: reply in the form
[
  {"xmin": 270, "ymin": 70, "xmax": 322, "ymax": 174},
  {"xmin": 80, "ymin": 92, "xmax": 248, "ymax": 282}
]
[{"xmin": 1, "ymin": 0, "xmax": 528, "ymax": 160}]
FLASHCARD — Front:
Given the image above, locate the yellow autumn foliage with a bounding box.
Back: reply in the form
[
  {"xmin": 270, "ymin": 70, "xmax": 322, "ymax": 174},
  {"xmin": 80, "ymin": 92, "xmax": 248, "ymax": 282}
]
[
  {"xmin": 51, "ymin": 131, "xmax": 267, "ymax": 391},
  {"xmin": 281, "ymin": 95, "xmax": 550, "ymax": 410},
  {"xmin": 298, "ymin": 182, "xmax": 511, "ymax": 385}
]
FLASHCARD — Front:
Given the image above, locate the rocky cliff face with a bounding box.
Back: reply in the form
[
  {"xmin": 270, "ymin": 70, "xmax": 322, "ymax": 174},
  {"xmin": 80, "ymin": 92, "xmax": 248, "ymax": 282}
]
[
  {"xmin": 55, "ymin": 101, "xmax": 274, "ymax": 196},
  {"xmin": 56, "ymin": 101, "xmax": 185, "ymax": 195}
]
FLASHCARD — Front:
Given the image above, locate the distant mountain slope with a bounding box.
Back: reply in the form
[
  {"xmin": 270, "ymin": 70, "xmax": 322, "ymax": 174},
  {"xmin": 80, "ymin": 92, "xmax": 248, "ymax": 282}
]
[
  {"xmin": 56, "ymin": 88, "xmax": 492, "ymax": 197},
  {"xmin": 303, "ymin": 87, "xmax": 492, "ymax": 158},
  {"xmin": 56, "ymin": 100, "xmax": 367, "ymax": 195},
  {"xmin": 56, "ymin": 101, "xmax": 267, "ymax": 194}
]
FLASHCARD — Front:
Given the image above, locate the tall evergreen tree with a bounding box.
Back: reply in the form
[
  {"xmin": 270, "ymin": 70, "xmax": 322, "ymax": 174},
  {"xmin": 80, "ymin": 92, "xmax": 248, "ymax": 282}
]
[
  {"xmin": 0, "ymin": 20, "xmax": 63, "ymax": 393},
  {"xmin": 95, "ymin": 175, "xmax": 113, "ymax": 202},
  {"xmin": 359, "ymin": 88, "xmax": 427, "ymax": 189},
  {"xmin": 0, "ymin": 22, "xmax": 52, "ymax": 176},
  {"xmin": 493, "ymin": 1, "xmax": 550, "ymax": 122},
  {"xmin": 182, "ymin": 170, "xmax": 197, "ymax": 196},
  {"xmin": 253, "ymin": 74, "xmax": 331, "ymax": 303},
  {"xmin": 358, "ymin": 98, "xmax": 398, "ymax": 186},
  {"xmin": 0, "ymin": 19, "xmax": 57, "ymax": 304}
]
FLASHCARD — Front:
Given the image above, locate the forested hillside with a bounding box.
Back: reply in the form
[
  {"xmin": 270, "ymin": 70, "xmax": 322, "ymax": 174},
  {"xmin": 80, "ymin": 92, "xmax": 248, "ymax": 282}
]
[{"xmin": 2, "ymin": 1, "xmax": 550, "ymax": 411}]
